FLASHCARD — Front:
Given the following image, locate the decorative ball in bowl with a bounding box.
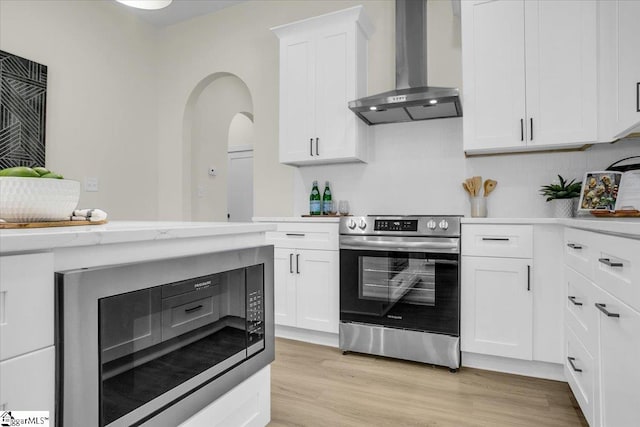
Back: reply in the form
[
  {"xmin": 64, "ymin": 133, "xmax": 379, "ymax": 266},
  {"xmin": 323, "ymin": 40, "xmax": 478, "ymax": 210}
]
[{"xmin": 0, "ymin": 177, "xmax": 80, "ymax": 222}]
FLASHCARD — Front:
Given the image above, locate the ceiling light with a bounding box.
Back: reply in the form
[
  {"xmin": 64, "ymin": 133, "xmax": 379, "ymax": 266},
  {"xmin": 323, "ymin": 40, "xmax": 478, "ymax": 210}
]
[
  {"xmin": 116, "ymin": 0, "xmax": 172, "ymax": 10},
  {"xmin": 429, "ymin": 99, "xmax": 438, "ymax": 104},
  {"xmin": 369, "ymin": 106, "xmax": 378, "ymax": 111}
]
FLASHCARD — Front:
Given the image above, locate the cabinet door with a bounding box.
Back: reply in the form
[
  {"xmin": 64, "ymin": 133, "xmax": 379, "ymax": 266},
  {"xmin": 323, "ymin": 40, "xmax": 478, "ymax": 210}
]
[
  {"xmin": 0, "ymin": 346, "xmax": 54, "ymax": 415},
  {"xmin": 314, "ymin": 28, "xmax": 354, "ymax": 161},
  {"xmin": 524, "ymin": 0, "xmax": 597, "ymax": 146},
  {"xmin": 273, "ymin": 248, "xmax": 297, "ymax": 327},
  {"xmin": 462, "ymin": 0, "xmax": 527, "ymax": 151},
  {"xmin": 461, "ymin": 257, "xmax": 533, "ymax": 360},
  {"xmin": 0, "ymin": 253, "xmax": 54, "ymax": 361},
  {"xmin": 295, "ymin": 249, "xmax": 339, "ymax": 333},
  {"xmin": 595, "ymin": 292, "xmax": 640, "ymax": 427},
  {"xmin": 278, "ymin": 36, "xmax": 316, "ymax": 164},
  {"xmin": 599, "ymin": 0, "xmax": 640, "ymax": 139}
]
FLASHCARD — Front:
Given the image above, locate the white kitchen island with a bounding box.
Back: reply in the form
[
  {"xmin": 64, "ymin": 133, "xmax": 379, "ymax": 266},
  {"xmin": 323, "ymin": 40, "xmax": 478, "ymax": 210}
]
[{"xmin": 0, "ymin": 221, "xmax": 276, "ymax": 427}]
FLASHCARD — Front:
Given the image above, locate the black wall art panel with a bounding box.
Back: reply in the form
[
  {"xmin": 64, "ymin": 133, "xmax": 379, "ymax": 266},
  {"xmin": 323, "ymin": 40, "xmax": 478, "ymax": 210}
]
[{"xmin": 0, "ymin": 50, "xmax": 48, "ymax": 169}]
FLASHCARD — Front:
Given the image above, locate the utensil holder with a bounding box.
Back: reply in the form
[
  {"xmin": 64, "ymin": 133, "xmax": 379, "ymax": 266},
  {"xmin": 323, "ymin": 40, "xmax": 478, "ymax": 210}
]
[{"xmin": 470, "ymin": 196, "xmax": 487, "ymax": 218}]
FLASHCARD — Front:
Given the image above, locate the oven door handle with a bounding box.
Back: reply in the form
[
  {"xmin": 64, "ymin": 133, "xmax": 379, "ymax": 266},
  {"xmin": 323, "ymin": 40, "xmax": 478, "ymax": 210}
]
[{"xmin": 340, "ymin": 237, "xmax": 459, "ymax": 254}]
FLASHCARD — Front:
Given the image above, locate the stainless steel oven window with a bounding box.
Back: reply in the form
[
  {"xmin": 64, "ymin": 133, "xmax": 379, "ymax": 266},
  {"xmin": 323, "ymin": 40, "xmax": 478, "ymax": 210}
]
[{"xmin": 359, "ymin": 254, "xmax": 435, "ymax": 306}]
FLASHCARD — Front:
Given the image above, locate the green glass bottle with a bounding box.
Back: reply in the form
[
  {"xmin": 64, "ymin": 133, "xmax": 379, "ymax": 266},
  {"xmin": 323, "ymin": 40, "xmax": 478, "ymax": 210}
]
[
  {"xmin": 322, "ymin": 181, "xmax": 333, "ymax": 215},
  {"xmin": 309, "ymin": 180, "xmax": 321, "ymax": 215}
]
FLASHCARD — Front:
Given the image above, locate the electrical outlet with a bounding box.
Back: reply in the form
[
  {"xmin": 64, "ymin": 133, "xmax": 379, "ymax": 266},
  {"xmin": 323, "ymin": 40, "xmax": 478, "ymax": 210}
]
[{"xmin": 85, "ymin": 177, "xmax": 99, "ymax": 192}]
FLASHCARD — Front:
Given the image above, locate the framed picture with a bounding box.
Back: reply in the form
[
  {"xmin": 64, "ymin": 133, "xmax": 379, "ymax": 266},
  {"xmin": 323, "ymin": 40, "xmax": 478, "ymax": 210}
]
[{"xmin": 578, "ymin": 171, "xmax": 622, "ymax": 211}]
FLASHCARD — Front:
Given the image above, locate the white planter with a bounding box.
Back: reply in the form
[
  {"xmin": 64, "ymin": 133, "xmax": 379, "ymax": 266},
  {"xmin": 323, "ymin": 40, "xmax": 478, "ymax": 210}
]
[
  {"xmin": 551, "ymin": 198, "xmax": 576, "ymax": 218},
  {"xmin": 0, "ymin": 177, "xmax": 80, "ymax": 222}
]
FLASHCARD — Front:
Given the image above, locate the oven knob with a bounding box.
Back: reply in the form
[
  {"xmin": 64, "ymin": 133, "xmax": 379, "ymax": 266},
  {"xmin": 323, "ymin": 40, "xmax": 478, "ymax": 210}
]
[
  {"xmin": 358, "ymin": 219, "xmax": 367, "ymax": 230},
  {"xmin": 347, "ymin": 219, "xmax": 357, "ymax": 229},
  {"xmin": 427, "ymin": 220, "xmax": 437, "ymax": 230},
  {"xmin": 439, "ymin": 219, "xmax": 449, "ymax": 230}
]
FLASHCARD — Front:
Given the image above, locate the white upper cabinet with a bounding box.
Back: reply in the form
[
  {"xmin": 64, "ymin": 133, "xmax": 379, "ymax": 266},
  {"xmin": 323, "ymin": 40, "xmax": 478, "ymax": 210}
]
[
  {"xmin": 598, "ymin": 0, "xmax": 640, "ymax": 140},
  {"xmin": 462, "ymin": 0, "xmax": 598, "ymax": 155},
  {"xmin": 272, "ymin": 6, "xmax": 373, "ymax": 166}
]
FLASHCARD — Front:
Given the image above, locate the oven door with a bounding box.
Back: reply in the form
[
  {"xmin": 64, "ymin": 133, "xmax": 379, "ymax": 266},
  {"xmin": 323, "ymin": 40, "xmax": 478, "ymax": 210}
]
[{"xmin": 340, "ymin": 237, "xmax": 459, "ymax": 336}]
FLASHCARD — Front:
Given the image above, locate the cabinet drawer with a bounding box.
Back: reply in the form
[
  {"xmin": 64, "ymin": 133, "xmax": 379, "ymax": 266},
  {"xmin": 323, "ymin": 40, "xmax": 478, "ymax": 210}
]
[
  {"xmin": 564, "ymin": 228, "xmax": 595, "ymax": 281},
  {"xmin": 462, "ymin": 225, "xmax": 532, "ymax": 258},
  {"xmin": 162, "ymin": 286, "xmax": 220, "ymax": 341},
  {"xmin": 592, "ymin": 232, "xmax": 640, "ymax": 312},
  {"xmin": 266, "ymin": 222, "xmax": 338, "ymax": 250},
  {"xmin": 0, "ymin": 253, "xmax": 54, "ymax": 361},
  {"xmin": 0, "ymin": 346, "xmax": 55, "ymax": 414},
  {"xmin": 565, "ymin": 326, "xmax": 596, "ymax": 427},
  {"xmin": 565, "ymin": 267, "xmax": 598, "ymax": 353}
]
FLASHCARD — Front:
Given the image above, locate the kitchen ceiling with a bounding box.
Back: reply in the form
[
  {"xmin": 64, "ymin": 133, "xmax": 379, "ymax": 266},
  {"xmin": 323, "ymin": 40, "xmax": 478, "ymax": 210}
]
[{"xmin": 117, "ymin": 0, "xmax": 247, "ymax": 26}]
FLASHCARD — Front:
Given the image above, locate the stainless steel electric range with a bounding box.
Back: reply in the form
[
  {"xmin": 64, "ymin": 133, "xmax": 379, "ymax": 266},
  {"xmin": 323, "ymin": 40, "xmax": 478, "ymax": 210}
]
[{"xmin": 339, "ymin": 215, "xmax": 461, "ymax": 370}]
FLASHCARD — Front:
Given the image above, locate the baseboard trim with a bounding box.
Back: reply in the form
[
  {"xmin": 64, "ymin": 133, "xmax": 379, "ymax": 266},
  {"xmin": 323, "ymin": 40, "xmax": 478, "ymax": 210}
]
[
  {"xmin": 462, "ymin": 352, "xmax": 565, "ymax": 381},
  {"xmin": 275, "ymin": 325, "xmax": 339, "ymax": 348}
]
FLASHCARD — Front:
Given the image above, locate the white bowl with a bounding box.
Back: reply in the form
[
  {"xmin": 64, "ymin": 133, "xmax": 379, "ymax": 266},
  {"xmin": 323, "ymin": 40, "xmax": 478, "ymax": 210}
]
[{"xmin": 0, "ymin": 177, "xmax": 80, "ymax": 222}]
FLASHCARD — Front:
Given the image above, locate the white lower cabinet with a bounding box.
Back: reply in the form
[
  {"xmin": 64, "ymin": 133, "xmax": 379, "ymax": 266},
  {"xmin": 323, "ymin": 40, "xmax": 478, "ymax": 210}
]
[
  {"xmin": 0, "ymin": 346, "xmax": 55, "ymax": 415},
  {"xmin": 461, "ymin": 257, "xmax": 533, "ymax": 360},
  {"xmin": 273, "ymin": 246, "xmax": 339, "ymax": 334},
  {"xmin": 563, "ymin": 227, "xmax": 640, "ymax": 426},
  {"xmin": 594, "ymin": 289, "xmax": 640, "ymax": 427}
]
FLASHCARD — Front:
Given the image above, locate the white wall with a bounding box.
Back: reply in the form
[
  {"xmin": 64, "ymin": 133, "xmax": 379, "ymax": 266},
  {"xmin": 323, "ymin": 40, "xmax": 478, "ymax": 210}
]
[{"xmin": 0, "ymin": 0, "xmax": 159, "ymax": 220}]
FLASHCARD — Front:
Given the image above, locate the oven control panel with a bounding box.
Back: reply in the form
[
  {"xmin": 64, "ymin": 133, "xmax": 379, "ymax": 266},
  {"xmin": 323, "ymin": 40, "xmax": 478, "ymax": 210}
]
[{"xmin": 374, "ymin": 219, "xmax": 418, "ymax": 232}]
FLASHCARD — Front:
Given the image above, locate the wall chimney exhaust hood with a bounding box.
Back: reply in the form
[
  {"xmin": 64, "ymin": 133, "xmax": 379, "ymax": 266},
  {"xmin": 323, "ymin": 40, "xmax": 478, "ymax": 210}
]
[{"xmin": 349, "ymin": 0, "xmax": 462, "ymax": 125}]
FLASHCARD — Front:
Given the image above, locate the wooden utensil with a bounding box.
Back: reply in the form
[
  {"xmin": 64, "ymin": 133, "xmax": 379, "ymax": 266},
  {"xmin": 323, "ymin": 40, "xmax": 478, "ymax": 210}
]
[
  {"xmin": 462, "ymin": 182, "xmax": 472, "ymax": 195},
  {"xmin": 465, "ymin": 178, "xmax": 475, "ymax": 196},
  {"xmin": 484, "ymin": 179, "xmax": 497, "ymax": 197},
  {"xmin": 473, "ymin": 176, "xmax": 482, "ymax": 197}
]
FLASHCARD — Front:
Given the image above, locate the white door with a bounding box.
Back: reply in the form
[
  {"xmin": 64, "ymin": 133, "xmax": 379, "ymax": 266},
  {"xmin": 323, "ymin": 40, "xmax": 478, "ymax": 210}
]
[
  {"xmin": 524, "ymin": 0, "xmax": 597, "ymax": 147},
  {"xmin": 279, "ymin": 36, "xmax": 316, "ymax": 164},
  {"xmin": 273, "ymin": 248, "xmax": 297, "ymax": 327},
  {"xmin": 461, "ymin": 256, "xmax": 533, "ymax": 360},
  {"xmin": 462, "ymin": 0, "xmax": 527, "ymax": 151},
  {"xmin": 596, "ymin": 291, "xmax": 640, "ymax": 427},
  {"xmin": 295, "ymin": 249, "xmax": 339, "ymax": 334},
  {"xmin": 227, "ymin": 148, "xmax": 253, "ymax": 222}
]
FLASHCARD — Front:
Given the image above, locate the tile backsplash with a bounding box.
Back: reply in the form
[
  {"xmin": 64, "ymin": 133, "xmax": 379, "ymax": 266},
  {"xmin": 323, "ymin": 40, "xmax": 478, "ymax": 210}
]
[{"xmin": 293, "ymin": 119, "xmax": 640, "ymax": 218}]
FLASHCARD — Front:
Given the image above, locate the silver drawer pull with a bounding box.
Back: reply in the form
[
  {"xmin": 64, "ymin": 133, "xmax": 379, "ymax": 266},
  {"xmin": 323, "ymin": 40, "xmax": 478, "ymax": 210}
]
[
  {"xmin": 567, "ymin": 357, "xmax": 583, "ymax": 373},
  {"xmin": 286, "ymin": 233, "xmax": 306, "ymax": 237},
  {"xmin": 567, "ymin": 243, "xmax": 583, "ymax": 250},
  {"xmin": 482, "ymin": 237, "xmax": 510, "ymax": 241},
  {"xmin": 598, "ymin": 258, "xmax": 623, "ymax": 268},
  {"xmin": 185, "ymin": 304, "xmax": 204, "ymax": 314},
  {"xmin": 568, "ymin": 296, "xmax": 583, "ymax": 306},
  {"xmin": 595, "ymin": 303, "xmax": 620, "ymax": 318}
]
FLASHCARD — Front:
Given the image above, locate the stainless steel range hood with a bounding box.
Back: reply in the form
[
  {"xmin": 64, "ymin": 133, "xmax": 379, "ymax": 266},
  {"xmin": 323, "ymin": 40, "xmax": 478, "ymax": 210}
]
[{"xmin": 349, "ymin": 0, "xmax": 462, "ymax": 125}]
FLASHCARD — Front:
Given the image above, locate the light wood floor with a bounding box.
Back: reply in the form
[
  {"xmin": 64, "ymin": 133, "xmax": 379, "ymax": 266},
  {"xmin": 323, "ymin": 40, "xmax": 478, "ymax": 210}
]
[{"xmin": 270, "ymin": 338, "xmax": 588, "ymax": 427}]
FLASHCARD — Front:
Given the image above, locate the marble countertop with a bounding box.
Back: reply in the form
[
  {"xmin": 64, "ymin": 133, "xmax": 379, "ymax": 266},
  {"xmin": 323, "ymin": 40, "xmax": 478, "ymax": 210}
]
[
  {"xmin": 0, "ymin": 221, "xmax": 276, "ymax": 253},
  {"xmin": 252, "ymin": 216, "xmax": 341, "ymax": 223},
  {"xmin": 461, "ymin": 216, "xmax": 640, "ymax": 238}
]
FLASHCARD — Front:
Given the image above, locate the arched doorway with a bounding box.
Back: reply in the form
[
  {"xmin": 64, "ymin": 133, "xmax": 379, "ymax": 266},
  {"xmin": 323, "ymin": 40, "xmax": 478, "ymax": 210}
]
[
  {"xmin": 227, "ymin": 112, "xmax": 254, "ymax": 222},
  {"xmin": 182, "ymin": 73, "xmax": 254, "ymax": 221}
]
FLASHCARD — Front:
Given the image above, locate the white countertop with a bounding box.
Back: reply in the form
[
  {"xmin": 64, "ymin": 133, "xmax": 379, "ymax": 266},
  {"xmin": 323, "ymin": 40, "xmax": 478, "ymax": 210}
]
[
  {"xmin": 0, "ymin": 221, "xmax": 276, "ymax": 253},
  {"xmin": 462, "ymin": 216, "xmax": 640, "ymax": 238},
  {"xmin": 253, "ymin": 216, "xmax": 341, "ymax": 223}
]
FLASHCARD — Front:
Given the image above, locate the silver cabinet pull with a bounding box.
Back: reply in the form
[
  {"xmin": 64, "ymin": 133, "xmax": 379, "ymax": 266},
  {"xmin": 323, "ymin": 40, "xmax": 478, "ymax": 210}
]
[
  {"xmin": 520, "ymin": 119, "xmax": 524, "ymax": 141},
  {"xmin": 286, "ymin": 233, "xmax": 306, "ymax": 237},
  {"xmin": 595, "ymin": 303, "xmax": 620, "ymax": 318},
  {"xmin": 296, "ymin": 254, "xmax": 300, "ymax": 274},
  {"xmin": 184, "ymin": 304, "xmax": 203, "ymax": 314},
  {"xmin": 527, "ymin": 265, "xmax": 531, "ymax": 291},
  {"xmin": 310, "ymin": 138, "xmax": 314, "ymax": 156},
  {"xmin": 530, "ymin": 117, "xmax": 533, "ymax": 141},
  {"xmin": 636, "ymin": 82, "xmax": 640, "ymax": 112},
  {"xmin": 598, "ymin": 258, "xmax": 623, "ymax": 268},
  {"xmin": 567, "ymin": 357, "xmax": 582, "ymax": 373},
  {"xmin": 316, "ymin": 137, "xmax": 319, "ymax": 156},
  {"xmin": 568, "ymin": 296, "xmax": 583, "ymax": 306},
  {"xmin": 482, "ymin": 237, "xmax": 509, "ymax": 241},
  {"xmin": 289, "ymin": 253, "xmax": 293, "ymax": 274},
  {"xmin": 567, "ymin": 243, "xmax": 583, "ymax": 250}
]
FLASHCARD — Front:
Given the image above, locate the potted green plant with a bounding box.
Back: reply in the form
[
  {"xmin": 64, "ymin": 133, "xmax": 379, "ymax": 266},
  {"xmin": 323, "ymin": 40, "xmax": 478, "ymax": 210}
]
[{"xmin": 539, "ymin": 175, "xmax": 582, "ymax": 218}]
